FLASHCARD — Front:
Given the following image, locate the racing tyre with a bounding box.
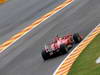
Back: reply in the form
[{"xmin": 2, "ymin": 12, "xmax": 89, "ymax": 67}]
[
  {"xmin": 67, "ymin": 44, "xmax": 73, "ymax": 50},
  {"xmin": 60, "ymin": 44, "xmax": 68, "ymax": 54},
  {"xmin": 73, "ymin": 33, "xmax": 82, "ymax": 43},
  {"xmin": 41, "ymin": 50, "xmax": 49, "ymax": 60}
]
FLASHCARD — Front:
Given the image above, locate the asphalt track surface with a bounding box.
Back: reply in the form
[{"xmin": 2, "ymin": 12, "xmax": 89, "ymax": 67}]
[
  {"xmin": 0, "ymin": 0, "xmax": 100, "ymax": 75},
  {"xmin": 0, "ymin": 0, "xmax": 65, "ymax": 44}
]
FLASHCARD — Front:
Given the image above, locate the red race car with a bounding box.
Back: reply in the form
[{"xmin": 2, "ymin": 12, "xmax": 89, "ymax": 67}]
[{"xmin": 41, "ymin": 33, "xmax": 83, "ymax": 60}]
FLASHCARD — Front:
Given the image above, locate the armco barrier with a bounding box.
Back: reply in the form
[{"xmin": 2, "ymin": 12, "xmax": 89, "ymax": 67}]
[{"xmin": 53, "ymin": 24, "xmax": 100, "ymax": 75}]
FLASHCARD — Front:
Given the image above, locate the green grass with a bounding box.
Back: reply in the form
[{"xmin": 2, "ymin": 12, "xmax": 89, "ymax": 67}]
[{"xmin": 68, "ymin": 34, "xmax": 100, "ymax": 75}]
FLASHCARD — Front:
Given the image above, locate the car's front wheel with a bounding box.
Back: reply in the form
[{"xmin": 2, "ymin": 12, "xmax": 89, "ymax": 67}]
[{"xmin": 73, "ymin": 33, "xmax": 82, "ymax": 43}]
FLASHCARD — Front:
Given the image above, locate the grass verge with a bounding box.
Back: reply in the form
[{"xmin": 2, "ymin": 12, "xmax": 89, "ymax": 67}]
[{"xmin": 68, "ymin": 34, "xmax": 100, "ymax": 75}]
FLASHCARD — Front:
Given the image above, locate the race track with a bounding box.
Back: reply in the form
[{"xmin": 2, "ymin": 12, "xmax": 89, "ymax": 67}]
[
  {"xmin": 0, "ymin": 0, "xmax": 65, "ymax": 44},
  {"xmin": 0, "ymin": 0, "xmax": 100, "ymax": 75}
]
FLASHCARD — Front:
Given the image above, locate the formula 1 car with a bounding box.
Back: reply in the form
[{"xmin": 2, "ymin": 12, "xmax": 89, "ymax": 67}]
[{"xmin": 41, "ymin": 33, "xmax": 83, "ymax": 60}]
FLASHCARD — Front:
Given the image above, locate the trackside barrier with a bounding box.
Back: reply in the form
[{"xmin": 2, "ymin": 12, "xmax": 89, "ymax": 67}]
[
  {"xmin": 0, "ymin": 0, "xmax": 7, "ymax": 3},
  {"xmin": 53, "ymin": 24, "xmax": 100, "ymax": 75}
]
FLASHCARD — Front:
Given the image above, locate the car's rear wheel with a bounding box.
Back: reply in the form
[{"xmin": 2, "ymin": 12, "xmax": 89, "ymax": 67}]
[
  {"xmin": 41, "ymin": 50, "xmax": 49, "ymax": 60},
  {"xmin": 73, "ymin": 33, "xmax": 82, "ymax": 43},
  {"xmin": 67, "ymin": 44, "xmax": 73, "ymax": 50},
  {"xmin": 60, "ymin": 44, "xmax": 68, "ymax": 54}
]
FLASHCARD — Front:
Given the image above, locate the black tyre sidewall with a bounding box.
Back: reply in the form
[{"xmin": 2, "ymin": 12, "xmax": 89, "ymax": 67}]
[
  {"xmin": 60, "ymin": 44, "xmax": 68, "ymax": 54},
  {"xmin": 41, "ymin": 50, "xmax": 49, "ymax": 60},
  {"xmin": 73, "ymin": 33, "xmax": 82, "ymax": 43}
]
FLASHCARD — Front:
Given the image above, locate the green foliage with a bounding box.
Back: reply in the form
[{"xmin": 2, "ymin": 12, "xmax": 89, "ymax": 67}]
[{"xmin": 68, "ymin": 34, "xmax": 100, "ymax": 75}]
